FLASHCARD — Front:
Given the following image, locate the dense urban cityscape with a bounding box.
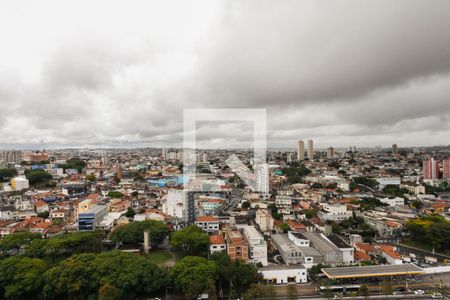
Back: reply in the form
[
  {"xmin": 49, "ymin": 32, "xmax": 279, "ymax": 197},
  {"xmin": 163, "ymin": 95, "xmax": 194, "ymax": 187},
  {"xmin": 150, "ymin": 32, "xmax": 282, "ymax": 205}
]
[{"xmin": 1, "ymin": 144, "xmax": 450, "ymax": 299}]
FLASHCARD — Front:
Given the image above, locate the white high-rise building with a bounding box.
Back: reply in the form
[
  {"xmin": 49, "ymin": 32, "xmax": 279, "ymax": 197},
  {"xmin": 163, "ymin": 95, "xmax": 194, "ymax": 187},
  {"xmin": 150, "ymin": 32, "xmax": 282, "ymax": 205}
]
[
  {"xmin": 286, "ymin": 153, "xmax": 292, "ymax": 163},
  {"xmin": 161, "ymin": 147, "xmax": 167, "ymax": 160},
  {"xmin": 162, "ymin": 189, "xmax": 186, "ymax": 219},
  {"xmin": 297, "ymin": 140, "xmax": 305, "ymax": 161},
  {"xmin": 307, "ymin": 139, "xmax": 314, "ymax": 160}
]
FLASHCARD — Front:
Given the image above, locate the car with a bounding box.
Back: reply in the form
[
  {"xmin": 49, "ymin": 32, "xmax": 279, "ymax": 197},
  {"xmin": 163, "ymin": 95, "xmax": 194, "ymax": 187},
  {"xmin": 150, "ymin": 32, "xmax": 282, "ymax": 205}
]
[
  {"xmin": 393, "ymin": 291, "xmax": 402, "ymax": 295},
  {"xmin": 431, "ymin": 293, "xmax": 443, "ymax": 299},
  {"xmin": 414, "ymin": 290, "xmax": 425, "ymax": 295}
]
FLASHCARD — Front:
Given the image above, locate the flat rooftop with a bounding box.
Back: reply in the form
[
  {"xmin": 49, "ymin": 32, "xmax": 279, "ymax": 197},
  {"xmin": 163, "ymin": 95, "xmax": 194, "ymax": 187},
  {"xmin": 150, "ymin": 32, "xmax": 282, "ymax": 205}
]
[{"xmin": 322, "ymin": 264, "xmax": 425, "ymax": 279}]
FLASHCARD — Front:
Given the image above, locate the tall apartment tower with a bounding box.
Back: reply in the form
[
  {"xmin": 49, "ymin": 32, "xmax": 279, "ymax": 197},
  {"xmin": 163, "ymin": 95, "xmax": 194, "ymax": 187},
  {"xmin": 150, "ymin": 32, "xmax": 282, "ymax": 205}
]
[
  {"xmin": 423, "ymin": 158, "xmax": 440, "ymax": 180},
  {"xmin": 392, "ymin": 144, "xmax": 398, "ymax": 156},
  {"xmin": 307, "ymin": 139, "xmax": 314, "ymax": 160},
  {"xmin": 443, "ymin": 158, "xmax": 450, "ymax": 179},
  {"xmin": 327, "ymin": 147, "xmax": 334, "ymax": 159},
  {"xmin": 296, "ymin": 140, "xmax": 305, "ymax": 161}
]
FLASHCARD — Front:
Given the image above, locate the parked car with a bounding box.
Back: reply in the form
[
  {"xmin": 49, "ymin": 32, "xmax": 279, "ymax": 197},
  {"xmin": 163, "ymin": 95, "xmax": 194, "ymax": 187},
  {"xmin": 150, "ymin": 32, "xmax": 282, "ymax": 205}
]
[{"xmin": 414, "ymin": 290, "xmax": 425, "ymax": 295}]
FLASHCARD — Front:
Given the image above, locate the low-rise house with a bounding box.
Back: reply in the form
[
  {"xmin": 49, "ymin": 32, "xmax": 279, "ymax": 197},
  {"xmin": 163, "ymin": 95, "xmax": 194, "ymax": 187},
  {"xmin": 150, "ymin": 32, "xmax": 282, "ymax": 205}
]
[
  {"xmin": 195, "ymin": 216, "xmax": 220, "ymax": 233},
  {"xmin": 209, "ymin": 234, "xmax": 226, "ymax": 254}
]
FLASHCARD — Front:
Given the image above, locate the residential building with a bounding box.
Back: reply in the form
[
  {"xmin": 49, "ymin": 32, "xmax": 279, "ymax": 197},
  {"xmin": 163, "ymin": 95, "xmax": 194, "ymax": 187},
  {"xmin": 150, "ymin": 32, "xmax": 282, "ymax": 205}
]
[
  {"xmin": 260, "ymin": 265, "xmax": 307, "ymax": 284},
  {"xmin": 11, "ymin": 177, "xmax": 29, "ymax": 191},
  {"xmin": 226, "ymin": 229, "xmax": 249, "ymax": 262},
  {"xmin": 78, "ymin": 205, "xmax": 108, "ymax": 231},
  {"xmin": 195, "ymin": 216, "xmax": 220, "ymax": 233},
  {"xmin": 444, "ymin": 158, "xmax": 450, "ymax": 179},
  {"xmin": 241, "ymin": 225, "xmax": 268, "ymax": 266},
  {"xmin": 307, "ymin": 139, "xmax": 314, "ymax": 160},
  {"xmin": 209, "ymin": 234, "xmax": 226, "ymax": 254},
  {"xmin": 255, "ymin": 209, "xmax": 274, "ymax": 233},
  {"xmin": 320, "ymin": 204, "xmax": 352, "ymax": 222},
  {"xmin": 379, "ymin": 197, "xmax": 404, "ymax": 207},
  {"xmin": 297, "ymin": 140, "xmax": 305, "ymax": 161},
  {"xmin": 423, "ymin": 158, "xmax": 440, "ymax": 180}
]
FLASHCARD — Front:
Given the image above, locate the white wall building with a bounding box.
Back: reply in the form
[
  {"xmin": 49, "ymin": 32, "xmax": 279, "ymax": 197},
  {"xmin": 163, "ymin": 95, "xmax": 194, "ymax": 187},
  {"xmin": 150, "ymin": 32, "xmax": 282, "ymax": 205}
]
[
  {"xmin": 320, "ymin": 204, "xmax": 352, "ymax": 221},
  {"xmin": 241, "ymin": 225, "xmax": 268, "ymax": 266},
  {"xmin": 260, "ymin": 265, "xmax": 308, "ymax": 284},
  {"xmin": 162, "ymin": 189, "xmax": 186, "ymax": 219},
  {"xmin": 255, "ymin": 209, "xmax": 274, "ymax": 233},
  {"xmin": 11, "ymin": 177, "xmax": 29, "ymax": 191},
  {"xmin": 379, "ymin": 197, "xmax": 404, "ymax": 207}
]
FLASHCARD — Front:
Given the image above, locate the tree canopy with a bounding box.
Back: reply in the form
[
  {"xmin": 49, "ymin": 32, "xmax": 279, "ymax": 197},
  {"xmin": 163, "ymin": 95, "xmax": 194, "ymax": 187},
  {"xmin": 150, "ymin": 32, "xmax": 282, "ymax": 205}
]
[
  {"xmin": 170, "ymin": 225, "xmax": 209, "ymax": 255},
  {"xmin": 406, "ymin": 215, "xmax": 450, "ymax": 253},
  {"xmin": 110, "ymin": 220, "xmax": 169, "ymax": 246},
  {"xmin": 0, "ymin": 168, "xmax": 17, "ymax": 181},
  {"xmin": 170, "ymin": 256, "xmax": 217, "ymax": 299}
]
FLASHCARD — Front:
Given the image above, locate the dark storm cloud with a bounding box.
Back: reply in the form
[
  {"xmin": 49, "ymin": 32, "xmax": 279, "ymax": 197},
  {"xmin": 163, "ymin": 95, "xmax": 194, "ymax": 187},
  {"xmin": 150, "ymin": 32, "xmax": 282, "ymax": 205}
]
[{"xmin": 0, "ymin": 0, "xmax": 450, "ymax": 149}]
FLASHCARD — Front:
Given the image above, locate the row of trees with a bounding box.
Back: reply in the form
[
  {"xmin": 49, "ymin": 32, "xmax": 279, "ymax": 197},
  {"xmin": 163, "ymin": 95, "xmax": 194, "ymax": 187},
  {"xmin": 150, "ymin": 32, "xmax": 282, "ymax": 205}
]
[
  {"xmin": 406, "ymin": 215, "xmax": 450, "ymax": 253},
  {"xmin": 0, "ymin": 251, "xmax": 167, "ymax": 300}
]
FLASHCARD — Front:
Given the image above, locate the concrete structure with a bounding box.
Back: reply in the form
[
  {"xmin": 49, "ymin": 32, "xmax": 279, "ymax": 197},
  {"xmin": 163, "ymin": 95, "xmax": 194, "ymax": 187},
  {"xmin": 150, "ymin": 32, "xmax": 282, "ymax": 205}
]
[
  {"xmin": 301, "ymin": 232, "xmax": 354, "ymax": 266},
  {"xmin": 307, "ymin": 139, "xmax": 314, "ymax": 160},
  {"xmin": 241, "ymin": 225, "xmax": 268, "ymax": 266},
  {"xmin": 162, "ymin": 189, "xmax": 186, "ymax": 219},
  {"xmin": 392, "ymin": 144, "xmax": 398, "ymax": 156},
  {"xmin": 78, "ymin": 205, "xmax": 108, "ymax": 231},
  {"xmin": 11, "ymin": 177, "xmax": 29, "ymax": 191},
  {"xmin": 376, "ymin": 177, "xmax": 401, "ymax": 188},
  {"xmin": 226, "ymin": 229, "xmax": 249, "ymax": 262},
  {"xmin": 379, "ymin": 197, "xmax": 404, "ymax": 207},
  {"xmin": 260, "ymin": 265, "xmax": 307, "ymax": 284},
  {"xmin": 443, "ymin": 158, "xmax": 450, "ymax": 179},
  {"xmin": 322, "ymin": 264, "xmax": 424, "ymax": 279},
  {"xmin": 275, "ymin": 195, "xmax": 292, "ymax": 207},
  {"xmin": 423, "ymin": 158, "xmax": 440, "ymax": 180},
  {"xmin": 209, "ymin": 235, "xmax": 226, "ymax": 254},
  {"xmin": 327, "ymin": 147, "xmax": 334, "ymax": 159},
  {"xmin": 255, "ymin": 209, "xmax": 274, "ymax": 233},
  {"xmin": 1, "ymin": 151, "xmax": 22, "ymax": 164},
  {"xmin": 297, "ymin": 140, "xmax": 305, "ymax": 161},
  {"xmin": 195, "ymin": 215, "xmax": 220, "ymax": 233},
  {"xmin": 320, "ymin": 204, "xmax": 352, "ymax": 222}
]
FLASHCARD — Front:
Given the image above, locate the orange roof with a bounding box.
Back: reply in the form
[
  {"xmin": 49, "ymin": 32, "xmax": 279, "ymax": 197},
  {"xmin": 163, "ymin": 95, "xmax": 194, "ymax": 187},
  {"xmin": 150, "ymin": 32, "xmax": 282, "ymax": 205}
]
[
  {"xmin": 385, "ymin": 221, "xmax": 401, "ymax": 228},
  {"xmin": 380, "ymin": 244, "xmax": 402, "ymax": 259},
  {"xmin": 355, "ymin": 243, "xmax": 376, "ymax": 253},
  {"xmin": 210, "ymin": 235, "xmax": 225, "ymax": 245},
  {"xmin": 196, "ymin": 216, "xmax": 219, "ymax": 222},
  {"xmin": 354, "ymin": 250, "xmax": 371, "ymax": 261},
  {"xmin": 35, "ymin": 200, "xmax": 48, "ymax": 207},
  {"xmin": 33, "ymin": 222, "xmax": 52, "ymax": 229},
  {"xmin": 286, "ymin": 219, "xmax": 306, "ymax": 230}
]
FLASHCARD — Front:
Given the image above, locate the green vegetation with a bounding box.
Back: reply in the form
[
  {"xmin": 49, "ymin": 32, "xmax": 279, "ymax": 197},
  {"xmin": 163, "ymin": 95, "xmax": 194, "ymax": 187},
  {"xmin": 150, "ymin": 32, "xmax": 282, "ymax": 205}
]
[
  {"xmin": 0, "ymin": 168, "xmax": 17, "ymax": 181},
  {"xmin": 349, "ymin": 177, "xmax": 378, "ymax": 191},
  {"xmin": 283, "ymin": 165, "xmax": 311, "ymax": 184},
  {"xmin": 405, "ymin": 215, "xmax": 450, "ymax": 253},
  {"xmin": 170, "ymin": 225, "xmax": 209, "ymax": 255},
  {"xmin": 382, "ymin": 185, "xmax": 410, "ymax": 197},
  {"xmin": 110, "ymin": 220, "xmax": 169, "ymax": 246},
  {"xmin": 85, "ymin": 174, "xmax": 96, "ymax": 181},
  {"xmin": 0, "ymin": 256, "xmax": 48, "ymax": 300},
  {"xmin": 424, "ymin": 182, "xmax": 450, "ymax": 195},
  {"xmin": 351, "ymin": 197, "xmax": 388, "ymax": 211},
  {"xmin": 107, "ymin": 190, "xmax": 124, "ymax": 198},
  {"xmin": 25, "ymin": 169, "xmax": 53, "ymax": 187},
  {"xmin": 0, "ymin": 231, "xmax": 42, "ymax": 255},
  {"xmin": 331, "ymin": 215, "xmax": 377, "ymax": 242},
  {"xmin": 57, "ymin": 158, "xmax": 86, "ymax": 173},
  {"xmin": 267, "ymin": 204, "xmax": 283, "ymax": 220},
  {"xmin": 146, "ymin": 250, "xmax": 172, "ymax": 265},
  {"xmin": 170, "ymin": 256, "xmax": 217, "ymax": 299},
  {"xmin": 25, "ymin": 231, "xmax": 103, "ymax": 261},
  {"xmin": 125, "ymin": 207, "xmax": 136, "ymax": 218},
  {"xmin": 280, "ymin": 222, "xmax": 290, "ymax": 233},
  {"xmin": 43, "ymin": 251, "xmax": 167, "ymax": 299}
]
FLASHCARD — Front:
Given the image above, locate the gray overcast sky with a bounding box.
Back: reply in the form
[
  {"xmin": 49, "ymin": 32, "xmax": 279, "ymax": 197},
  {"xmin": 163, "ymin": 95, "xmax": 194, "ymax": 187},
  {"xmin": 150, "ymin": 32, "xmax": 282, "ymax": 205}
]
[{"xmin": 1, "ymin": 0, "xmax": 450, "ymax": 149}]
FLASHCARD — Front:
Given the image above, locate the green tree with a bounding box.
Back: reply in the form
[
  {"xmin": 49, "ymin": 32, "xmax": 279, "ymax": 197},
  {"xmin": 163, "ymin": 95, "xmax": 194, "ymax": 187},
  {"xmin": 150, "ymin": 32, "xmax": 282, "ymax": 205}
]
[
  {"xmin": 85, "ymin": 174, "xmax": 97, "ymax": 182},
  {"xmin": 0, "ymin": 256, "xmax": 48, "ymax": 300},
  {"xmin": 170, "ymin": 256, "xmax": 217, "ymax": 299},
  {"xmin": 25, "ymin": 231, "xmax": 102, "ymax": 260},
  {"xmin": 25, "ymin": 169, "xmax": 53, "ymax": 186},
  {"xmin": 210, "ymin": 252, "xmax": 259, "ymax": 295},
  {"xmin": 0, "ymin": 231, "xmax": 42, "ymax": 255},
  {"xmin": 170, "ymin": 225, "xmax": 209, "ymax": 255},
  {"xmin": 242, "ymin": 201, "xmax": 251, "ymax": 209},
  {"xmin": 98, "ymin": 283, "xmax": 120, "ymax": 300},
  {"xmin": 125, "ymin": 207, "xmax": 136, "ymax": 218},
  {"xmin": 43, "ymin": 251, "xmax": 167, "ymax": 299},
  {"xmin": 287, "ymin": 284, "xmax": 298, "ymax": 300},
  {"xmin": 37, "ymin": 211, "xmax": 49, "ymax": 219},
  {"xmin": 57, "ymin": 158, "xmax": 86, "ymax": 173},
  {"xmin": 359, "ymin": 284, "xmax": 369, "ymax": 299},
  {"xmin": 107, "ymin": 191, "xmax": 124, "ymax": 198},
  {"xmin": 0, "ymin": 168, "xmax": 17, "ymax": 181},
  {"xmin": 280, "ymin": 223, "xmax": 290, "ymax": 233},
  {"xmin": 110, "ymin": 220, "xmax": 169, "ymax": 246}
]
